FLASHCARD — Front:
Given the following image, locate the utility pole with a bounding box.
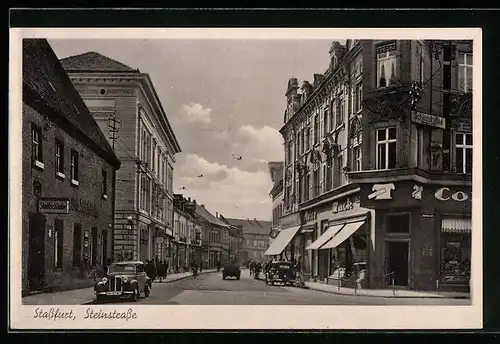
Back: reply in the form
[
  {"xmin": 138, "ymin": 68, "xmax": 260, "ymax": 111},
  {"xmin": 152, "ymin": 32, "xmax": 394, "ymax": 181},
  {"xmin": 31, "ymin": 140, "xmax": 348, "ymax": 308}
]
[{"xmin": 108, "ymin": 114, "xmax": 121, "ymax": 150}]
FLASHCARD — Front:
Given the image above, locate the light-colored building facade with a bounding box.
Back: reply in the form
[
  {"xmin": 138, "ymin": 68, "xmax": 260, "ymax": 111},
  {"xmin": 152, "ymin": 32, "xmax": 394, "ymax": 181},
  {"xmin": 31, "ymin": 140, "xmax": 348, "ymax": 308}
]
[
  {"xmin": 224, "ymin": 218, "xmax": 271, "ymax": 263},
  {"xmin": 267, "ymin": 162, "xmax": 284, "ymax": 253},
  {"xmin": 60, "ymin": 52, "xmax": 181, "ymax": 263}
]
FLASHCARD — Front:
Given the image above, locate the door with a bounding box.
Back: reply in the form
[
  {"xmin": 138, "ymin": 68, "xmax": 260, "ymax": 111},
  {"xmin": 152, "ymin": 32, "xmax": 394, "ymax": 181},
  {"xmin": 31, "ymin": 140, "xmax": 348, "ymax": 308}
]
[
  {"xmin": 91, "ymin": 227, "xmax": 98, "ymax": 266},
  {"xmin": 101, "ymin": 230, "xmax": 108, "ymax": 265},
  {"xmin": 386, "ymin": 241, "xmax": 409, "ymax": 287},
  {"xmin": 28, "ymin": 213, "xmax": 46, "ymax": 291}
]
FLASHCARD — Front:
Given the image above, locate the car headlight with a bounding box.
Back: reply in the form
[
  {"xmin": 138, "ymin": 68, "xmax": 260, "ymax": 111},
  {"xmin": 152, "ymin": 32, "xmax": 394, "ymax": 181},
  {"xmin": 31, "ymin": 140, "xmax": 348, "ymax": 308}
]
[
  {"xmin": 122, "ymin": 277, "xmax": 128, "ymax": 283},
  {"xmin": 101, "ymin": 277, "xmax": 108, "ymax": 284}
]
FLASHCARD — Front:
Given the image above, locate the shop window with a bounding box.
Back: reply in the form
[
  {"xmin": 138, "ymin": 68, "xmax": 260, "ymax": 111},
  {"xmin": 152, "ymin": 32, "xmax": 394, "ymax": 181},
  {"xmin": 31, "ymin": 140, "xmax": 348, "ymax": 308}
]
[
  {"xmin": 73, "ymin": 223, "xmax": 82, "ymax": 267},
  {"xmin": 54, "ymin": 219, "xmax": 64, "ymax": 268},
  {"xmin": 455, "ymin": 132, "xmax": 472, "ymax": 174},
  {"xmin": 440, "ymin": 233, "xmax": 471, "ymax": 284},
  {"xmin": 458, "ymin": 52, "xmax": 473, "ymax": 93},
  {"xmin": 386, "ymin": 213, "xmax": 410, "ymax": 234},
  {"xmin": 377, "ymin": 41, "xmax": 398, "ymax": 88},
  {"xmin": 376, "ymin": 127, "xmax": 397, "ymax": 170}
]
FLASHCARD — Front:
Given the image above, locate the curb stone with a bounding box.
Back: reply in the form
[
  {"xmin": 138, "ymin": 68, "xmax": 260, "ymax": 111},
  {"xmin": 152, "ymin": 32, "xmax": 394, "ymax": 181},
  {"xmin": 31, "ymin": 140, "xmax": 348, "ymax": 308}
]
[{"xmin": 306, "ymin": 285, "xmax": 470, "ymax": 300}]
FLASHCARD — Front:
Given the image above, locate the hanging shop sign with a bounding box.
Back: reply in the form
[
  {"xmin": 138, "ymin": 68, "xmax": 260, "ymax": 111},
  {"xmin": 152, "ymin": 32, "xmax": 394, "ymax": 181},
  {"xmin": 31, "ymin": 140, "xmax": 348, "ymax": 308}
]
[
  {"xmin": 38, "ymin": 198, "xmax": 69, "ymax": 214},
  {"xmin": 434, "ymin": 187, "xmax": 472, "ymax": 202},
  {"xmin": 411, "ymin": 111, "xmax": 446, "ymax": 129}
]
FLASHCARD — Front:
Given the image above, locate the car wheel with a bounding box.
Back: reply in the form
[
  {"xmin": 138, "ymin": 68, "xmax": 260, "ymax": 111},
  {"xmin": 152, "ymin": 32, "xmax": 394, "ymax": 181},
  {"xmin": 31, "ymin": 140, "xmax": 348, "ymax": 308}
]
[
  {"xmin": 132, "ymin": 288, "xmax": 139, "ymax": 302},
  {"xmin": 144, "ymin": 286, "xmax": 150, "ymax": 298},
  {"xmin": 96, "ymin": 295, "xmax": 105, "ymax": 303}
]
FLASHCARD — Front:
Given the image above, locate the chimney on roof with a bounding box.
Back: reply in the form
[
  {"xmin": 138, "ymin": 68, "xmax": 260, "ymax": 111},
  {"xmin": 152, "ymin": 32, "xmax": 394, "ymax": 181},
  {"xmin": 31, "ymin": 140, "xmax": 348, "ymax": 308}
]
[
  {"xmin": 216, "ymin": 212, "xmax": 218, "ymax": 218},
  {"xmin": 201, "ymin": 204, "xmax": 205, "ymax": 208}
]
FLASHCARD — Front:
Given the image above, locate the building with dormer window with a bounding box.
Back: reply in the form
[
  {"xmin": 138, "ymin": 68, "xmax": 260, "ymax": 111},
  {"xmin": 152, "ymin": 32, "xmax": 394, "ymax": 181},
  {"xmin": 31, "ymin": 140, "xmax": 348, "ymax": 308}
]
[{"xmin": 267, "ymin": 40, "xmax": 472, "ymax": 293}]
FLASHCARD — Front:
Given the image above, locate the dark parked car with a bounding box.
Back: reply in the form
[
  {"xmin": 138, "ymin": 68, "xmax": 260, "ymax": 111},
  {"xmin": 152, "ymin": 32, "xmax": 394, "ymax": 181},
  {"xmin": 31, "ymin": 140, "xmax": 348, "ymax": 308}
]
[
  {"xmin": 94, "ymin": 260, "xmax": 151, "ymax": 302},
  {"xmin": 222, "ymin": 261, "xmax": 241, "ymax": 280}
]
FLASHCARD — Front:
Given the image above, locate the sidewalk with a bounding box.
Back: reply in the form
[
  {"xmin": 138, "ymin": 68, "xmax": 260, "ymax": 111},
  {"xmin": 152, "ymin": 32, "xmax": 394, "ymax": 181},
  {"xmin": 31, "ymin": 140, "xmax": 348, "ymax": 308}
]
[
  {"xmin": 304, "ymin": 281, "xmax": 470, "ymax": 299},
  {"xmin": 22, "ymin": 269, "xmax": 217, "ymax": 305}
]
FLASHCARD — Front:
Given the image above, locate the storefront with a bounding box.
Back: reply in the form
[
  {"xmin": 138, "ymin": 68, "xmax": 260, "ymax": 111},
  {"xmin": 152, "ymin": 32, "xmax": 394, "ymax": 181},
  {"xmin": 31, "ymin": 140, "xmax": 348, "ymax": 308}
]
[
  {"xmin": 302, "ymin": 189, "xmax": 375, "ymax": 288},
  {"xmin": 264, "ymin": 212, "xmax": 302, "ymax": 262},
  {"xmin": 356, "ymin": 179, "xmax": 472, "ymax": 291}
]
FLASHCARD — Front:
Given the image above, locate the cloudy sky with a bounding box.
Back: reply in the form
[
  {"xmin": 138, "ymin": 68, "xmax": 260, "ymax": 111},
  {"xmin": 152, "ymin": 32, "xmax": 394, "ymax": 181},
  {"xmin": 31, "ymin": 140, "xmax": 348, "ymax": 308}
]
[{"xmin": 49, "ymin": 38, "xmax": 332, "ymax": 220}]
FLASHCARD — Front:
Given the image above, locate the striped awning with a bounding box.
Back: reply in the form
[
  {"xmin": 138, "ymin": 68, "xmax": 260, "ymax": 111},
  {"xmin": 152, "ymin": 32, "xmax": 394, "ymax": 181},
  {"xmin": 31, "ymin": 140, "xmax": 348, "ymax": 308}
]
[{"xmin": 441, "ymin": 218, "xmax": 471, "ymax": 233}]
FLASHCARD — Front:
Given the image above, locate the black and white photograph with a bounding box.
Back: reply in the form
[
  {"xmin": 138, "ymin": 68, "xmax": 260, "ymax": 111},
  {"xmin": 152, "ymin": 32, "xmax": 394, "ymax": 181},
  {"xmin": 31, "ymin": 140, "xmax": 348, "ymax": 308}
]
[{"xmin": 9, "ymin": 27, "xmax": 482, "ymax": 330}]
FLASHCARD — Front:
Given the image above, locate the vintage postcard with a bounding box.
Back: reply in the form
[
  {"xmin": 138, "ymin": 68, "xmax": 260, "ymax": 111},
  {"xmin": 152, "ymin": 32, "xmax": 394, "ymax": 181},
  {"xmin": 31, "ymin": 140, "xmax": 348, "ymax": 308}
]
[{"xmin": 9, "ymin": 27, "xmax": 482, "ymax": 330}]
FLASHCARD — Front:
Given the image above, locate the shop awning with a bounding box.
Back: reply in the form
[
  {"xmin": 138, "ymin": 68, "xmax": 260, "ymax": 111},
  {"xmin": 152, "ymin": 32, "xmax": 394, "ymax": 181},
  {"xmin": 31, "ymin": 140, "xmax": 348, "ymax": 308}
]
[
  {"xmin": 264, "ymin": 225, "xmax": 301, "ymax": 256},
  {"xmin": 321, "ymin": 217, "xmax": 367, "ymax": 250},
  {"xmin": 441, "ymin": 218, "xmax": 471, "ymax": 233},
  {"xmin": 306, "ymin": 223, "xmax": 345, "ymax": 250}
]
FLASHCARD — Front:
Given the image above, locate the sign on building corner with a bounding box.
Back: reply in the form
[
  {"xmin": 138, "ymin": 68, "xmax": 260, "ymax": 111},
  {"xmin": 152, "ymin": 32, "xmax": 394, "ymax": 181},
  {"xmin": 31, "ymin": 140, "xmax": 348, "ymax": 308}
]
[
  {"xmin": 368, "ymin": 183, "xmax": 395, "ymax": 200},
  {"xmin": 412, "ymin": 184, "xmax": 423, "ymax": 200}
]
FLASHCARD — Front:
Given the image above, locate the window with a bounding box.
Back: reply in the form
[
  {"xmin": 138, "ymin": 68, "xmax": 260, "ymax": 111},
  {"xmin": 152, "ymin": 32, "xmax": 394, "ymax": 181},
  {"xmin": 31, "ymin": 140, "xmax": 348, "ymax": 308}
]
[
  {"xmin": 306, "ymin": 171, "xmax": 312, "ymax": 201},
  {"xmin": 54, "ymin": 140, "xmax": 64, "ymax": 176},
  {"xmin": 323, "ymin": 107, "xmax": 330, "ymax": 136},
  {"xmin": 377, "ymin": 41, "xmax": 398, "ymax": 88},
  {"xmin": 91, "ymin": 227, "xmax": 98, "ymax": 266},
  {"xmin": 458, "ymin": 52, "xmax": 473, "ymax": 93},
  {"xmin": 101, "ymin": 169, "xmax": 108, "ymax": 197},
  {"xmin": 102, "ymin": 230, "xmax": 108, "ymax": 265},
  {"xmin": 387, "ymin": 214, "xmax": 410, "ymax": 234},
  {"xmin": 313, "ymin": 167, "xmax": 320, "ymax": 197},
  {"xmin": 321, "ymin": 164, "xmax": 327, "ymax": 193},
  {"xmin": 314, "ymin": 115, "xmax": 319, "ymax": 144},
  {"xmin": 354, "ymin": 146, "xmax": 362, "ymax": 171},
  {"xmin": 300, "ymin": 130, "xmax": 305, "ymax": 154},
  {"xmin": 354, "ymin": 82, "xmax": 363, "ymax": 113},
  {"xmin": 70, "ymin": 150, "xmax": 79, "ymax": 184},
  {"xmin": 455, "ymin": 132, "xmax": 472, "ymax": 174},
  {"xmin": 305, "ymin": 128, "xmax": 310, "ymax": 151},
  {"xmin": 54, "ymin": 219, "xmax": 64, "ymax": 268},
  {"xmin": 334, "ymin": 155, "xmax": 343, "ymax": 187},
  {"xmin": 376, "ymin": 127, "xmax": 397, "ymax": 169},
  {"xmin": 73, "ymin": 223, "xmax": 82, "ymax": 267},
  {"xmin": 336, "ymin": 96, "xmax": 344, "ymax": 127},
  {"xmin": 352, "ymin": 132, "xmax": 363, "ymax": 172},
  {"xmin": 417, "ymin": 43, "xmax": 425, "ymax": 83},
  {"xmin": 32, "ymin": 124, "xmax": 43, "ymax": 165}
]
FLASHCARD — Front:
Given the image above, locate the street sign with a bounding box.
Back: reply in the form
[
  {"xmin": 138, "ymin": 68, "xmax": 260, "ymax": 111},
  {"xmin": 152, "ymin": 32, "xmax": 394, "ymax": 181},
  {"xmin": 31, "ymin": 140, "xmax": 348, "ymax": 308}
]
[
  {"xmin": 411, "ymin": 111, "xmax": 446, "ymax": 129},
  {"xmin": 38, "ymin": 198, "xmax": 69, "ymax": 214}
]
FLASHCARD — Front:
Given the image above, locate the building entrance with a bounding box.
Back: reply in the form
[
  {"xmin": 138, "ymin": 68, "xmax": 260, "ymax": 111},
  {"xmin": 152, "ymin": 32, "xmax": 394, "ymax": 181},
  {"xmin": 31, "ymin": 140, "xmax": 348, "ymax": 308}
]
[
  {"xmin": 386, "ymin": 240, "xmax": 409, "ymax": 287},
  {"xmin": 28, "ymin": 213, "xmax": 46, "ymax": 291}
]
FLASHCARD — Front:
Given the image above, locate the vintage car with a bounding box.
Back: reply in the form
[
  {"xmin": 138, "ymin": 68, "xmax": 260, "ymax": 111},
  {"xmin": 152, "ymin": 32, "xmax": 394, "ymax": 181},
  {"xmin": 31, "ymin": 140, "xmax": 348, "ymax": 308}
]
[
  {"xmin": 265, "ymin": 261, "xmax": 295, "ymax": 286},
  {"xmin": 94, "ymin": 260, "xmax": 151, "ymax": 302},
  {"xmin": 222, "ymin": 261, "xmax": 241, "ymax": 280}
]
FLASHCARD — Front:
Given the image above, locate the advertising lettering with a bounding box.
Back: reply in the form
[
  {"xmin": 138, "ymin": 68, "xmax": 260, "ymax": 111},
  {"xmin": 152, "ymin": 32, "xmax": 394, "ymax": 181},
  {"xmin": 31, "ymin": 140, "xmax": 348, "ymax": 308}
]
[
  {"xmin": 434, "ymin": 187, "xmax": 472, "ymax": 202},
  {"xmin": 304, "ymin": 211, "xmax": 317, "ymax": 222},
  {"xmin": 38, "ymin": 199, "xmax": 69, "ymax": 214},
  {"xmin": 411, "ymin": 111, "xmax": 446, "ymax": 129},
  {"xmin": 332, "ymin": 197, "xmax": 356, "ymax": 214}
]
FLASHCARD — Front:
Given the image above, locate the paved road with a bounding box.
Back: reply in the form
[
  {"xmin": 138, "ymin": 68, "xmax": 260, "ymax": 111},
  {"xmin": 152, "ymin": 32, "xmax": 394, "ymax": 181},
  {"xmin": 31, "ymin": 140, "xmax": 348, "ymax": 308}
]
[{"xmin": 90, "ymin": 270, "xmax": 470, "ymax": 305}]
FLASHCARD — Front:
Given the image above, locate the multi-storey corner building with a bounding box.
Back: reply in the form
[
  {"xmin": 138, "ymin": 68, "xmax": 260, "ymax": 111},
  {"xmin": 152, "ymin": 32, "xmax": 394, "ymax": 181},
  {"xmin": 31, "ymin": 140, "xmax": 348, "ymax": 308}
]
[
  {"xmin": 22, "ymin": 39, "xmax": 121, "ymax": 295},
  {"xmin": 59, "ymin": 52, "xmax": 181, "ymax": 263},
  {"xmin": 267, "ymin": 40, "xmax": 472, "ymax": 292},
  {"xmin": 267, "ymin": 162, "xmax": 284, "ymax": 253}
]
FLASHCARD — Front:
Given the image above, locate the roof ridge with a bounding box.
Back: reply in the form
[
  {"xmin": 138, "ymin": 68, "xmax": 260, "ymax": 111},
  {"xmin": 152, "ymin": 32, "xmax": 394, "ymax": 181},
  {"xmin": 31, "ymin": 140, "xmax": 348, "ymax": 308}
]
[{"xmin": 60, "ymin": 51, "xmax": 138, "ymax": 72}]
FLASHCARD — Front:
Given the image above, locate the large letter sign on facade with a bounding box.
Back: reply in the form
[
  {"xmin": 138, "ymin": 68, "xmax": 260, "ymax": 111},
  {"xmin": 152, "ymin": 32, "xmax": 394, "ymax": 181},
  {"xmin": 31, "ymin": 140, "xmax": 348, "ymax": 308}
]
[
  {"xmin": 434, "ymin": 187, "xmax": 471, "ymax": 202},
  {"xmin": 368, "ymin": 183, "xmax": 395, "ymax": 200}
]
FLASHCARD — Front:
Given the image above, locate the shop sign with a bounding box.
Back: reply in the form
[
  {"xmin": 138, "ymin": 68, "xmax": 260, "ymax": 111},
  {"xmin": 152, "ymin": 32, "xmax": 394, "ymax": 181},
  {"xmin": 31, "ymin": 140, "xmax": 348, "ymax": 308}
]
[
  {"xmin": 412, "ymin": 184, "xmax": 423, "ymax": 200},
  {"xmin": 332, "ymin": 197, "xmax": 356, "ymax": 214},
  {"xmin": 411, "ymin": 111, "xmax": 446, "ymax": 129},
  {"xmin": 70, "ymin": 197, "xmax": 99, "ymax": 218},
  {"xmin": 38, "ymin": 198, "xmax": 69, "ymax": 214},
  {"xmin": 304, "ymin": 211, "xmax": 317, "ymax": 222},
  {"xmin": 434, "ymin": 187, "xmax": 472, "ymax": 202},
  {"xmin": 368, "ymin": 183, "xmax": 395, "ymax": 200}
]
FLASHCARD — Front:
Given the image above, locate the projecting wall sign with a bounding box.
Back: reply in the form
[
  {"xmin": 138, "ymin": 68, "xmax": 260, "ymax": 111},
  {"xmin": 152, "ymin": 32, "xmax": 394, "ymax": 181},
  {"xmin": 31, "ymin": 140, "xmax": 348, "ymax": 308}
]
[{"xmin": 368, "ymin": 183, "xmax": 395, "ymax": 200}]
